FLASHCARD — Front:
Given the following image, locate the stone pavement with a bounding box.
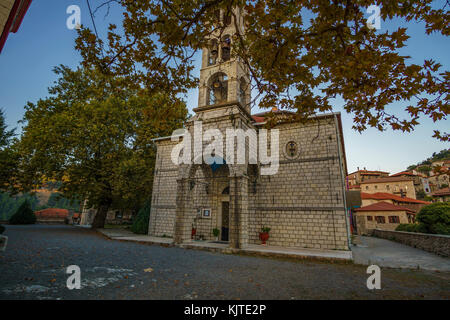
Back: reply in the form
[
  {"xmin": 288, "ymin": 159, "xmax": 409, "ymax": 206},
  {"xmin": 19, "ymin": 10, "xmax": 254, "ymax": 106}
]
[
  {"xmin": 97, "ymin": 228, "xmax": 353, "ymax": 262},
  {"xmin": 352, "ymin": 236, "xmax": 450, "ymax": 272},
  {"xmin": 1, "ymin": 225, "xmax": 449, "ymax": 300}
]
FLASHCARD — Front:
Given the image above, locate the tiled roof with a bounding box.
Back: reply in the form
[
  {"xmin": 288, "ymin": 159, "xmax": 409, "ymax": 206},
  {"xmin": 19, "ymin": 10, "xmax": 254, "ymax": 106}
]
[
  {"xmin": 360, "ymin": 176, "xmax": 414, "ymax": 184},
  {"xmin": 391, "ymin": 171, "xmax": 415, "ymax": 177},
  {"xmin": 360, "ymin": 192, "xmax": 430, "ymax": 204},
  {"xmin": 348, "ymin": 169, "xmax": 390, "ymax": 175},
  {"xmin": 355, "ymin": 202, "xmax": 415, "ymax": 213},
  {"xmin": 432, "ymin": 187, "xmax": 450, "ymax": 197},
  {"xmin": 34, "ymin": 208, "xmax": 69, "ymax": 219}
]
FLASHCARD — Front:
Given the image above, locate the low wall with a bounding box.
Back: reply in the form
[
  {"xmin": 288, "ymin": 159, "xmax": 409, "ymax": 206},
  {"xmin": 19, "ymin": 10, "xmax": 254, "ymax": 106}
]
[{"xmin": 371, "ymin": 229, "xmax": 450, "ymax": 258}]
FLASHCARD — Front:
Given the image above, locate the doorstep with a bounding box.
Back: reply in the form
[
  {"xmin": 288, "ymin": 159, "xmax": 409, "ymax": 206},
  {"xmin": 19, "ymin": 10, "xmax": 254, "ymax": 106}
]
[{"xmin": 97, "ymin": 229, "xmax": 353, "ymax": 262}]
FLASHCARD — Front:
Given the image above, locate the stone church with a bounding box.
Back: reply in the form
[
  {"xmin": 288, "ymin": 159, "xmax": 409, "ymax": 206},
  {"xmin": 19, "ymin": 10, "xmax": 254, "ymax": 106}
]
[{"xmin": 149, "ymin": 8, "xmax": 350, "ymax": 251}]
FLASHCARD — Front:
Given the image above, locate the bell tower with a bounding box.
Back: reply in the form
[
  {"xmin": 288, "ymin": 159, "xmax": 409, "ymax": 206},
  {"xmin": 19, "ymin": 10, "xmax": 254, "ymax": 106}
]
[{"xmin": 196, "ymin": 7, "xmax": 251, "ymax": 115}]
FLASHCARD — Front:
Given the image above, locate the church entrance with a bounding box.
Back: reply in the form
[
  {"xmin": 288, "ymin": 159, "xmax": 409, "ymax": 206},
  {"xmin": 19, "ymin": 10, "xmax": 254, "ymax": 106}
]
[{"xmin": 221, "ymin": 201, "xmax": 230, "ymax": 242}]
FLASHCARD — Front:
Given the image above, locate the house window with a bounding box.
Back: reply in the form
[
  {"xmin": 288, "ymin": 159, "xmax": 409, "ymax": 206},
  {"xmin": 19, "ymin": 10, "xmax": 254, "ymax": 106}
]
[
  {"xmin": 386, "ymin": 185, "xmax": 390, "ymax": 190},
  {"xmin": 365, "ymin": 186, "xmax": 369, "ymax": 190},
  {"xmin": 375, "ymin": 216, "xmax": 386, "ymax": 224},
  {"xmin": 367, "ymin": 216, "xmax": 373, "ymax": 221},
  {"xmin": 374, "ymin": 185, "xmax": 378, "ymax": 190},
  {"xmin": 388, "ymin": 216, "xmax": 400, "ymax": 223}
]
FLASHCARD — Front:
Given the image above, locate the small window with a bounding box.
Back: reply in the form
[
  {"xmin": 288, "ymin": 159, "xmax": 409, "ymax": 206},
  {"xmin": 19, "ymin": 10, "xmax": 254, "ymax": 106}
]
[
  {"xmin": 375, "ymin": 216, "xmax": 386, "ymax": 224},
  {"xmin": 386, "ymin": 185, "xmax": 390, "ymax": 190},
  {"xmin": 389, "ymin": 216, "xmax": 400, "ymax": 223},
  {"xmin": 365, "ymin": 186, "xmax": 369, "ymax": 190},
  {"xmin": 202, "ymin": 208, "xmax": 212, "ymax": 218},
  {"xmin": 374, "ymin": 185, "xmax": 378, "ymax": 190},
  {"xmin": 367, "ymin": 216, "xmax": 373, "ymax": 221}
]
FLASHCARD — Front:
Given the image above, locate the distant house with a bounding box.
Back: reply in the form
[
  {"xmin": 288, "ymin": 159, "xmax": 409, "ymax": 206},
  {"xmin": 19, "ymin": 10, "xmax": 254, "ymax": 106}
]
[
  {"xmin": 361, "ymin": 192, "xmax": 430, "ymax": 213},
  {"xmin": 0, "ymin": 0, "xmax": 32, "ymax": 53},
  {"xmin": 354, "ymin": 202, "xmax": 415, "ymax": 235},
  {"xmin": 34, "ymin": 208, "xmax": 69, "ymax": 224},
  {"xmin": 432, "ymin": 188, "xmax": 450, "ymax": 203},
  {"xmin": 390, "ymin": 171, "xmax": 428, "ymax": 197},
  {"xmin": 79, "ymin": 200, "xmax": 133, "ymax": 226},
  {"xmin": 347, "ymin": 169, "xmax": 389, "ymax": 189},
  {"xmin": 360, "ymin": 176, "xmax": 416, "ymax": 199}
]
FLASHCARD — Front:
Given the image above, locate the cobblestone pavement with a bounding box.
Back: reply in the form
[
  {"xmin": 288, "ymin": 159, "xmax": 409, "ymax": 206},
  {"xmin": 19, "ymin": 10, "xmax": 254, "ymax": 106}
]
[{"xmin": 0, "ymin": 225, "xmax": 448, "ymax": 300}]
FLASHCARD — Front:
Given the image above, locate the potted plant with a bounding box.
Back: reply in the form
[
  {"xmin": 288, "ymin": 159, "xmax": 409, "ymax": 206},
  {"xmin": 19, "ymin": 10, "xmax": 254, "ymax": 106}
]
[
  {"xmin": 212, "ymin": 228, "xmax": 220, "ymax": 241},
  {"xmin": 0, "ymin": 225, "xmax": 7, "ymax": 252},
  {"xmin": 259, "ymin": 226, "xmax": 271, "ymax": 245}
]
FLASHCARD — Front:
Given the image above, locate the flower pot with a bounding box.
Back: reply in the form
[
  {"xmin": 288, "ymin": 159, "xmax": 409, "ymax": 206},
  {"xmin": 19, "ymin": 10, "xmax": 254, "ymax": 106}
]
[
  {"xmin": 0, "ymin": 235, "xmax": 8, "ymax": 252},
  {"xmin": 259, "ymin": 232, "xmax": 269, "ymax": 245}
]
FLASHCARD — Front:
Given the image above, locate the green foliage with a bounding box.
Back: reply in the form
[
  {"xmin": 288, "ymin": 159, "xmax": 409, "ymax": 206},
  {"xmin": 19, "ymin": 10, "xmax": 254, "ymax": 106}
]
[
  {"xmin": 261, "ymin": 227, "xmax": 271, "ymax": 233},
  {"xmin": 130, "ymin": 202, "xmax": 151, "ymax": 235},
  {"xmin": 398, "ymin": 202, "xmax": 450, "ymax": 235},
  {"xmin": 212, "ymin": 228, "xmax": 220, "ymax": 237},
  {"xmin": 0, "ymin": 224, "xmax": 4, "ymax": 234},
  {"xmin": 395, "ymin": 223, "xmax": 427, "ymax": 233},
  {"xmin": 75, "ymin": 1, "xmax": 449, "ymax": 141},
  {"xmin": 408, "ymin": 149, "xmax": 450, "ymax": 171},
  {"xmin": 416, "ymin": 202, "xmax": 450, "ymax": 235},
  {"xmin": 0, "ymin": 109, "xmax": 17, "ymax": 192},
  {"xmin": 9, "ymin": 200, "xmax": 36, "ymax": 225},
  {"xmin": 17, "ymin": 65, "xmax": 187, "ymax": 228},
  {"xmin": 0, "ymin": 192, "xmax": 40, "ymax": 221}
]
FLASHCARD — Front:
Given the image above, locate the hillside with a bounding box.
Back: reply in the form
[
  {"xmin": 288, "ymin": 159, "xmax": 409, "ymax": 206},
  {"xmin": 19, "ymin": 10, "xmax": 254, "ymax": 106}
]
[
  {"xmin": 0, "ymin": 190, "xmax": 80, "ymax": 221},
  {"xmin": 407, "ymin": 149, "xmax": 450, "ymax": 170}
]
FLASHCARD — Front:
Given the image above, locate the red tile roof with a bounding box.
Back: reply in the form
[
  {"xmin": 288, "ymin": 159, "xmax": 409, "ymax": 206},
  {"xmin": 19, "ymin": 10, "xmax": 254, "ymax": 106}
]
[
  {"xmin": 34, "ymin": 208, "xmax": 69, "ymax": 219},
  {"xmin": 391, "ymin": 171, "xmax": 415, "ymax": 177},
  {"xmin": 360, "ymin": 176, "xmax": 414, "ymax": 184},
  {"xmin": 348, "ymin": 169, "xmax": 390, "ymax": 175},
  {"xmin": 432, "ymin": 187, "xmax": 450, "ymax": 197},
  {"xmin": 361, "ymin": 192, "xmax": 430, "ymax": 204},
  {"xmin": 355, "ymin": 202, "xmax": 415, "ymax": 213}
]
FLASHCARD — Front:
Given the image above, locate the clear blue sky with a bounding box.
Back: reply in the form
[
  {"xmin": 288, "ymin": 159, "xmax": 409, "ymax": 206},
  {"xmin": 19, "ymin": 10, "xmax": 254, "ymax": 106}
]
[{"xmin": 0, "ymin": 0, "xmax": 448, "ymax": 174}]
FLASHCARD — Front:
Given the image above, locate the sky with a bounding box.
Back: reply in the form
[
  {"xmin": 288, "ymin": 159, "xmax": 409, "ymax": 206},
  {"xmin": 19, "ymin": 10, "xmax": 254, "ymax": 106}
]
[{"xmin": 0, "ymin": 0, "xmax": 448, "ymax": 175}]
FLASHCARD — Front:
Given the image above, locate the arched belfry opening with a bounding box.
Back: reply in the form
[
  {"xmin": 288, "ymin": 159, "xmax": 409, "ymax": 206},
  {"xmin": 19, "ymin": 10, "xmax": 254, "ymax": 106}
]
[
  {"xmin": 207, "ymin": 72, "xmax": 228, "ymax": 105},
  {"xmin": 221, "ymin": 35, "xmax": 231, "ymax": 62},
  {"xmin": 208, "ymin": 39, "xmax": 219, "ymax": 66}
]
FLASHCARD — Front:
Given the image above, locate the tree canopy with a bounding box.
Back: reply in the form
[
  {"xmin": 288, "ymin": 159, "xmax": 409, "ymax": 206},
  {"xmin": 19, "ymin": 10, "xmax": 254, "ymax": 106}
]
[
  {"xmin": 17, "ymin": 65, "xmax": 188, "ymax": 227},
  {"xmin": 76, "ymin": 0, "xmax": 448, "ymax": 140}
]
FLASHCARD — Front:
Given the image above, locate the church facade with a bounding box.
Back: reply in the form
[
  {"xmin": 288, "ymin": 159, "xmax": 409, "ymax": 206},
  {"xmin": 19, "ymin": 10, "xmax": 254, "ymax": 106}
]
[{"xmin": 149, "ymin": 8, "xmax": 350, "ymax": 251}]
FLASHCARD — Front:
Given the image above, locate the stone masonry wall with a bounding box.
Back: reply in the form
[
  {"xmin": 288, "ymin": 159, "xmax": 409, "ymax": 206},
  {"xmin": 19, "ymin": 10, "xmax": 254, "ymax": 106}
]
[
  {"xmin": 372, "ymin": 229, "xmax": 450, "ymax": 257},
  {"xmin": 247, "ymin": 117, "xmax": 349, "ymax": 250},
  {"xmin": 149, "ymin": 141, "xmax": 179, "ymax": 237}
]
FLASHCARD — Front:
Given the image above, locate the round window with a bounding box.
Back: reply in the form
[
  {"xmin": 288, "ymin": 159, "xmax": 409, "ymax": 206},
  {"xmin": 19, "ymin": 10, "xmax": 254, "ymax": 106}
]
[{"xmin": 285, "ymin": 141, "xmax": 299, "ymax": 159}]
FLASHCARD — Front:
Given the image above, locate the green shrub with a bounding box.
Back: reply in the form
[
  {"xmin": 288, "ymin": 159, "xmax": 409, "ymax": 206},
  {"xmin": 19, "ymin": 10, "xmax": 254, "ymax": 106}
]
[
  {"xmin": 9, "ymin": 200, "xmax": 36, "ymax": 225},
  {"xmin": 0, "ymin": 224, "xmax": 5, "ymax": 234},
  {"xmin": 131, "ymin": 202, "xmax": 151, "ymax": 235},
  {"xmin": 395, "ymin": 223, "xmax": 427, "ymax": 233},
  {"xmin": 416, "ymin": 202, "xmax": 450, "ymax": 235}
]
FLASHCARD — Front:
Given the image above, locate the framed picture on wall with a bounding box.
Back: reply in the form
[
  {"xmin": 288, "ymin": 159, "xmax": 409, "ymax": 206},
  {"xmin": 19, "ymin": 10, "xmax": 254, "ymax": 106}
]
[{"xmin": 202, "ymin": 208, "xmax": 211, "ymax": 218}]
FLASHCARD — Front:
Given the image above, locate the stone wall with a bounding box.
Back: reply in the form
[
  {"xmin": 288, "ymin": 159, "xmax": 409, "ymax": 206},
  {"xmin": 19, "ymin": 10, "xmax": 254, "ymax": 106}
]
[
  {"xmin": 246, "ymin": 118, "xmax": 349, "ymax": 250},
  {"xmin": 372, "ymin": 229, "xmax": 450, "ymax": 257}
]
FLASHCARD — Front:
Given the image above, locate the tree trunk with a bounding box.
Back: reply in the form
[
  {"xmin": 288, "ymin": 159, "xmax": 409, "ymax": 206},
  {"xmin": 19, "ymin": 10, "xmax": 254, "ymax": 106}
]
[{"xmin": 91, "ymin": 202, "xmax": 111, "ymax": 229}]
